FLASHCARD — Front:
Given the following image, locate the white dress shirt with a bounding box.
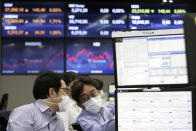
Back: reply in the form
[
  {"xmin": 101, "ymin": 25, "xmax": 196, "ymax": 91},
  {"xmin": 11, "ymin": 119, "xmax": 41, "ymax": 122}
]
[{"xmin": 58, "ymin": 99, "xmax": 82, "ymax": 131}]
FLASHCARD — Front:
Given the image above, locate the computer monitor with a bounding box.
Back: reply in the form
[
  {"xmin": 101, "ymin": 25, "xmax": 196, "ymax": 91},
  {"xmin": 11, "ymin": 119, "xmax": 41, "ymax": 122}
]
[
  {"xmin": 116, "ymin": 89, "xmax": 193, "ymax": 131},
  {"xmin": 183, "ymin": 13, "xmax": 196, "ymax": 86},
  {"xmin": 112, "ymin": 28, "xmax": 188, "ymax": 88}
]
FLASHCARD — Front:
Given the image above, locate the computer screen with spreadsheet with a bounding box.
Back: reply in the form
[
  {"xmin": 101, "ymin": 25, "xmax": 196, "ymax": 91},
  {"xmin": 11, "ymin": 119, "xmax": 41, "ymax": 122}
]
[
  {"xmin": 112, "ymin": 28, "xmax": 188, "ymax": 87},
  {"xmin": 116, "ymin": 89, "xmax": 193, "ymax": 131}
]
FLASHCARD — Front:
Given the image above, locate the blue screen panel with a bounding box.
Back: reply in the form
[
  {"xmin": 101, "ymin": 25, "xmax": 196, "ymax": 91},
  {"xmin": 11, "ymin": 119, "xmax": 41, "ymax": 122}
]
[
  {"xmin": 66, "ymin": 3, "xmax": 127, "ymax": 38},
  {"xmin": 66, "ymin": 39, "xmax": 114, "ymax": 74},
  {"xmin": 2, "ymin": 2, "xmax": 64, "ymax": 37},
  {"xmin": 2, "ymin": 39, "xmax": 64, "ymax": 74},
  {"xmin": 129, "ymin": 4, "xmax": 188, "ymax": 29}
]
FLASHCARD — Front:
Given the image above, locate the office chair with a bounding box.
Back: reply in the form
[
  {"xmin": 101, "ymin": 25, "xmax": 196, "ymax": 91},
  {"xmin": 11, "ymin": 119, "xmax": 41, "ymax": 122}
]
[
  {"xmin": 0, "ymin": 110, "xmax": 11, "ymax": 131},
  {"xmin": 72, "ymin": 123, "xmax": 83, "ymax": 131},
  {"xmin": 0, "ymin": 93, "xmax": 8, "ymax": 110}
]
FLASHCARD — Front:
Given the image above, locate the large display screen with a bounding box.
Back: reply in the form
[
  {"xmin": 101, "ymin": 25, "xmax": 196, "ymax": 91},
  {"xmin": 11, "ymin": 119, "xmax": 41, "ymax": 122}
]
[
  {"xmin": 0, "ymin": 1, "xmax": 189, "ymax": 75},
  {"xmin": 2, "ymin": 39, "xmax": 64, "ymax": 74},
  {"xmin": 129, "ymin": 4, "xmax": 188, "ymax": 29},
  {"xmin": 66, "ymin": 3, "xmax": 127, "ymax": 38},
  {"xmin": 66, "ymin": 39, "xmax": 114, "ymax": 74},
  {"xmin": 2, "ymin": 2, "xmax": 64, "ymax": 37},
  {"xmin": 117, "ymin": 90, "xmax": 193, "ymax": 131},
  {"xmin": 113, "ymin": 29, "xmax": 188, "ymax": 87}
]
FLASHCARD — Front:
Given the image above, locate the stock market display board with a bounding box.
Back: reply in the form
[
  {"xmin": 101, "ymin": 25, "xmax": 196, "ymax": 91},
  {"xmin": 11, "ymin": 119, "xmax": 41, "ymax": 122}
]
[
  {"xmin": 66, "ymin": 3, "xmax": 128, "ymax": 37},
  {"xmin": 2, "ymin": 2, "xmax": 188, "ymax": 38},
  {"xmin": 129, "ymin": 4, "xmax": 188, "ymax": 29},
  {"xmin": 2, "ymin": 2, "xmax": 64, "ymax": 37},
  {"xmin": 1, "ymin": 1, "xmax": 188, "ymax": 74}
]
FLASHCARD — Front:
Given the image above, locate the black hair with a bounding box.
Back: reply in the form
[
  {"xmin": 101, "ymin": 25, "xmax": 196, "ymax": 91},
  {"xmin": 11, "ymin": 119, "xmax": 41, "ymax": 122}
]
[
  {"xmin": 62, "ymin": 72, "xmax": 79, "ymax": 86},
  {"xmin": 33, "ymin": 71, "xmax": 62, "ymax": 100},
  {"xmin": 71, "ymin": 76, "xmax": 97, "ymax": 103},
  {"xmin": 92, "ymin": 78, "xmax": 103, "ymax": 90}
]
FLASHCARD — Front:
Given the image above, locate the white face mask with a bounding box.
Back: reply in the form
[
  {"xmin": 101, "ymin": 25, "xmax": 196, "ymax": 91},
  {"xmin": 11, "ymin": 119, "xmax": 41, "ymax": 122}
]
[
  {"xmin": 58, "ymin": 95, "xmax": 70, "ymax": 112},
  {"xmin": 83, "ymin": 95, "xmax": 102, "ymax": 114},
  {"xmin": 42, "ymin": 95, "xmax": 70, "ymax": 112}
]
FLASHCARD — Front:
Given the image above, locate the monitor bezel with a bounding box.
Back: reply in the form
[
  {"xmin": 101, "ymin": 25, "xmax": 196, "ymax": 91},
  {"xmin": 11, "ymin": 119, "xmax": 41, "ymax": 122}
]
[
  {"xmin": 183, "ymin": 13, "xmax": 196, "ymax": 86},
  {"xmin": 112, "ymin": 28, "xmax": 189, "ymax": 88}
]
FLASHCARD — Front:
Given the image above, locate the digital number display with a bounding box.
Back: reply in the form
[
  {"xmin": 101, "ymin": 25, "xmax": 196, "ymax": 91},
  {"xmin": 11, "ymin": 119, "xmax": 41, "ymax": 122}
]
[
  {"xmin": 129, "ymin": 4, "xmax": 188, "ymax": 29},
  {"xmin": 2, "ymin": 2, "xmax": 64, "ymax": 37},
  {"xmin": 66, "ymin": 3, "xmax": 128, "ymax": 37}
]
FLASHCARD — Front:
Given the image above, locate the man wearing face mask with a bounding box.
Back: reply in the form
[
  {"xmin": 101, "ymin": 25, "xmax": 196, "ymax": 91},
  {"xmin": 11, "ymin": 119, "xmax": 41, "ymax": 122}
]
[
  {"xmin": 7, "ymin": 71, "xmax": 67, "ymax": 131},
  {"xmin": 71, "ymin": 77, "xmax": 115, "ymax": 131},
  {"xmin": 91, "ymin": 78, "xmax": 110, "ymax": 107},
  {"xmin": 57, "ymin": 71, "xmax": 82, "ymax": 131}
]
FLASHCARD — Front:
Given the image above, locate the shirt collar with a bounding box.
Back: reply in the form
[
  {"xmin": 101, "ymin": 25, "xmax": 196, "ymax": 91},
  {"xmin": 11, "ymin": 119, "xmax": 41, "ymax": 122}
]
[
  {"xmin": 35, "ymin": 100, "xmax": 59, "ymax": 120},
  {"xmin": 35, "ymin": 100, "xmax": 51, "ymax": 113}
]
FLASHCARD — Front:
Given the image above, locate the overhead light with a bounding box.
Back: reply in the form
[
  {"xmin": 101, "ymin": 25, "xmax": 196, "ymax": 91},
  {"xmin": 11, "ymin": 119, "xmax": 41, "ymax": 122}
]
[
  {"xmin": 169, "ymin": 0, "xmax": 174, "ymax": 3},
  {"xmin": 162, "ymin": 0, "xmax": 167, "ymax": 3}
]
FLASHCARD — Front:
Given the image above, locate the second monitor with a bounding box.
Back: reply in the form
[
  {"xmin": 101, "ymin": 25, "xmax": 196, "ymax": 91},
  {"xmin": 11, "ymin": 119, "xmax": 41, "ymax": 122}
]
[{"xmin": 116, "ymin": 89, "xmax": 193, "ymax": 131}]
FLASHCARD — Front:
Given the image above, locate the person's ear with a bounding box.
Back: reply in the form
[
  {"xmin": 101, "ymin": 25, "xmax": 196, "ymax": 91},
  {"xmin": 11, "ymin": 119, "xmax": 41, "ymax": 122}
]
[{"xmin": 48, "ymin": 88, "xmax": 57, "ymax": 98}]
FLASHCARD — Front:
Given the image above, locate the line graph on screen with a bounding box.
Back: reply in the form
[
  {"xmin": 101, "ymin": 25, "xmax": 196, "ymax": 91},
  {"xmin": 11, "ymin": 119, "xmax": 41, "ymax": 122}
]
[
  {"xmin": 66, "ymin": 48, "xmax": 114, "ymax": 70},
  {"xmin": 2, "ymin": 39, "xmax": 64, "ymax": 74},
  {"xmin": 3, "ymin": 51, "xmax": 64, "ymax": 70}
]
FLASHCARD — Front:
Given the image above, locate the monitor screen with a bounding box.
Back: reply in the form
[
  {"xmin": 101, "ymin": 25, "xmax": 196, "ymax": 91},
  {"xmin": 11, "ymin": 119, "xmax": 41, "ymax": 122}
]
[
  {"xmin": 129, "ymin": 3, "xmax": 188, "ymax": 29},
  {"xmin": 2, "ymin": 2, "xmax": 64, "ymax": 37},
  {"xmin": 2, "ymin": 39, "xmax": 64, "ymax": 74},
  {"xmin": 66, "ymin": 2, "xmax": 127, "ymax": 38},
  {"xmin": 112, "ymin": 29, "xmax": 188, "ymax": 87},
  {"xmin": 116, "ymin": 90, "xmax": 193, "ymax": 131},
  {"xmin": 0, "ymin": 1, "xmax": 189, "ymax": 75},
  {"xmin": 66, "ymin": 39, "xmax": 114, "ymax": 74}
]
